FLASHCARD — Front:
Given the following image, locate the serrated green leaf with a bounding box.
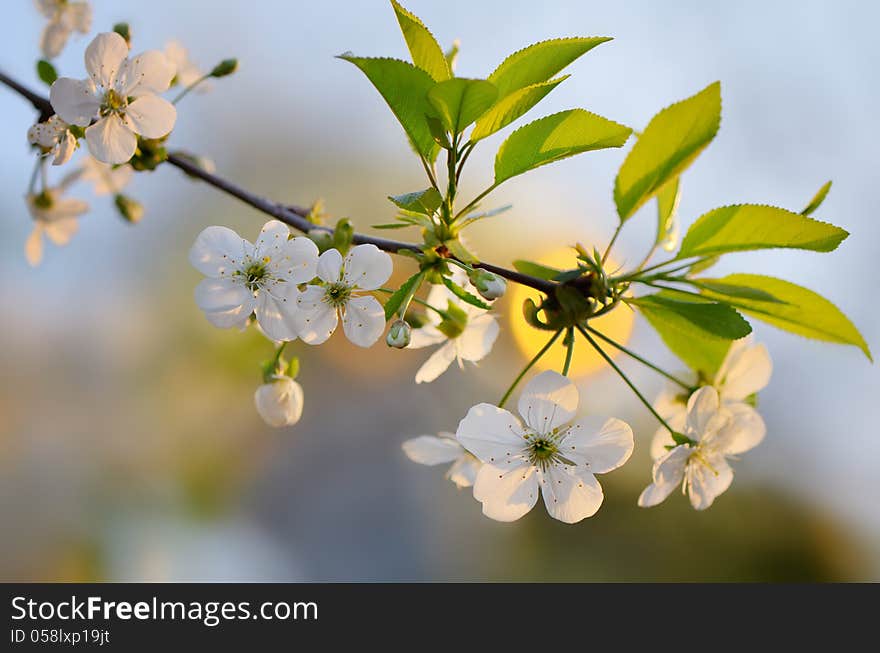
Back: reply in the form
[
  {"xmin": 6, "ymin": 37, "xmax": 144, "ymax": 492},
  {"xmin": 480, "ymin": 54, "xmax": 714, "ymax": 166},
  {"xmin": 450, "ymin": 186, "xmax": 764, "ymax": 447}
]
[
  {"xmin": 388, "ymin": 187, "xmax": 443, "ymax": 215},
  {"xmin": 639, "ymin": 306, "xmax": 733, "ymax": 377},
  {"xmin": 698, "ymin": 274, "xmax": 871, "ymax": 360},
  {"xmin": 494, "ymin": 109, "xmax": 631, "ymax": 184},
  {"xmin": 801, "ymin": 180, "xmax": 832, "ymax": 216},
  {"xmin": 677, "ymin": 204, "xmax": 848, "ymax": 258},
  {"xmin": 427, "ymin": 78, "xmax": 498, "ymax": 134},
  {"xmin": 689, "ymin": 279, "xmax": 784, "ymax": 303},
  {"xmin": 396, "ymin": 211, "xmax": 436, "ymax": 229},
  {"xmin": 488, "ymin": 37, "xmax": 611, "ymax": 99},
  {"xmin": 655, "ymin": 176, "xmax": 681, "ymax": 250},
  {"xmin": 442, "ymin": 276, "xmax": 491, "ymax": 310},
  {"xmin": 615, "ymin": 82, "xmax": 721, "ymax": 221},
  {"xmin": 513, "ymin": 259, "xmax": 563, "ymax": 280},
  {"xmin": 470, "ymin": 76, "xmax": 568, "ymax": 142},
  {"xmin": 631, "ymin": 292, "xmax": 752, "ymax": 340},
  {"xmin": 384, "ymin": 271, "xmax": 425, "ymax": 320},
  {"xmin": 339, "ymin": 55, "xmax": 440, "ymax": 161},
  {"xmin": 390, "ymin": 0, "xmax": 451, "ymax": 81},
  {"xmin": 37, "ymin": 59, "xmax": 57, "ymax": 86}
]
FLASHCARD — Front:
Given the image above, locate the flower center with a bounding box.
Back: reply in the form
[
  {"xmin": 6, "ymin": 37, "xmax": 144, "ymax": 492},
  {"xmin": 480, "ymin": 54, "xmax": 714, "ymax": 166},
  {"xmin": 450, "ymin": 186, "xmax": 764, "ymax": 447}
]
[
  {"xmin": 324, "ymin": 282, "xmax": 352, "ymax": 308},
  {"xmin": 33, "ymin": 191, "xmax": 54, "ymax": 209},
  {"xmin": 237, "ymin": 260, "xmax": 269, "ymax": 291},
  {"xmin": 101, "ymin": 89, "xmax": 128, "ymax": 117}
]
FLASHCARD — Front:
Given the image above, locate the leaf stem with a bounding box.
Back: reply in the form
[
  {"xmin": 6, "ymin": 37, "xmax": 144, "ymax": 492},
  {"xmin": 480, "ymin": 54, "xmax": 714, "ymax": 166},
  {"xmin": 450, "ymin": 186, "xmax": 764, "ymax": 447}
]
[
  {"xmin": 454, "ymin": 183, "xmax": 499, "ymax": 222},
  {"xmin": 172, "ymin": 74, "xmax": 211, "ymax": 104},
  {"xmin": 498, "ymin": 329, "xmax": 563, "ymax": 408},
  {"xmin": 602, "ymin": 223, "xmax": 623, "ymax": 264}
]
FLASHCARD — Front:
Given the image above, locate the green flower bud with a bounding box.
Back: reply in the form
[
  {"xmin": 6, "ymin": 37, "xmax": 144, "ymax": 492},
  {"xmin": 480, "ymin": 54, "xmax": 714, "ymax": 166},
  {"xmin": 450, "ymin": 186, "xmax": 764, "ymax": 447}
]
[
  {"xmin": 115, "ymin": 194, "xmax": 144, "ymax": 223},
  {"xmin": 468, "ymin": 269, "xmax": 506, "ymax": 300},
  {"xmin": 307, "ymin": 229, "xmax": 334, "ymax": 253},
  {"xmin": 113, "ymin": 23, "xmax": 132, "ymax": 47},
  {"xmin": 210, "ymin": 59, "xmax": 239, "ymax": 78},
  {"xmin": 386, "ymin": 319, "xmax": 412, "ymax": 349}
]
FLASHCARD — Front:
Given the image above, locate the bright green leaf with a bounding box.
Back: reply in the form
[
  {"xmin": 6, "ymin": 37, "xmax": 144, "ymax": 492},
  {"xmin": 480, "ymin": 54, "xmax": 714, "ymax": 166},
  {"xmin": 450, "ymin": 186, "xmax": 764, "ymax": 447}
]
[
  {"xmin": 339, "ymin": 55, "xmax": 440, "ymax": 162},
  {"xmin": 390, "ymin": 0, "xmax": 451, "ymax": 81},
  {"xmin": 494, "ymin": 109, "xmax": 631, "ymax": 184},
  {"xmin": 427, "ymin": 78, "xmax": 498, "ymax": 134},
  {"xmin": 631, "ymin": 292, "xmax": 752, "ymax": 340},
  {"xmin": 444, "ymin": 238, "xmax": 479, "ymax": 263},
  {"xmin": 655, "ymin": 176, "xmax": 681, "ymax": 249},
  {"xmin": 686, "ymin": 256, "xmax": 719, "ymax": 276},
  {"xmin": 488, "ymin": 37, "xmax": 611, "ymax": 99},
  {"xmin": 442, "ymin": 276, "xmax": 491, "ymax": 310},
  {"xmin": 471, "ymin": 76, "xmax": 568, "ymax": 142},
  {"xmin": 801, "ymin": 180, "xmax": 832, "ymax": 216},
  {"xmin": 615, "ymin": 82, "xmax": 721, "ymax": 221},
  {"xmin": 384, "ymin": 271, "xmax": 425, "ymax": 320},
  {"xmin": 678, "ymin": 204, "xmax": 848, "ymax": 258},
  {"xmin": 699, "ymin": 274, "xmax": 871, "ymax": 360},
  {"xmin": 444, "ymin": 39, "xmax": 460, "ymax": 72},
  {"xmin": 36, "ymin": 60, "xmax": 57, "ymax": 86},
  {"xmin": 689, "ymin": 279, "xmax": 784, "ymax": 303},
  {"xmin": 388, "ymin": 187, "xmax": 443, "ymax": 215},
  {"xmin": 372, "ymin": 222, "xmax": 413, "ymax": 230},
  {"xmin": 513, "ymin": 259, "xmax": 563, "ymax": 280},
  {"xmin": 639, "ymin": 307, "xmax": 732, "ymax": 378}
]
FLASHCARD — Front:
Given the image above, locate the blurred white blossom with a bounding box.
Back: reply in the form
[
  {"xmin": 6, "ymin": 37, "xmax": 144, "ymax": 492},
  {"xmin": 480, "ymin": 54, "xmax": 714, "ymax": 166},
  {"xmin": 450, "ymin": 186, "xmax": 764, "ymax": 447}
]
[
  {"xmin": 255, "ymin": 376, "xmax": 304, "ymax": 427},
  {"xmin": 402, "ymin": 433, "xmax": 480, "ymax": 488},
  {"xmin": 35, "ymin": 0, "xmax": 91, "ymax": 59},
  {"xmin": 24, "ymin": 185, "xmax": 88, "ymax": 266},
  {"xmin": 28, "ymin": 115, "xmax": 76, "ymax": 166}
]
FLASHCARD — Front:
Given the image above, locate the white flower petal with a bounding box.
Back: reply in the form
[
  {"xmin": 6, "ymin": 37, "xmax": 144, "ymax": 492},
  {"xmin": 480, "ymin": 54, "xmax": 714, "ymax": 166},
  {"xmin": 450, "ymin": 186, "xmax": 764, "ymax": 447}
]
[
  {"xmin": 343, "ymin": 244, "xmax": 393, "ymax": 290},
  {"xmin": 203, "ymin": 305, "xmax": 251, "ymax": 330},
  {"xmin": 49, "ymin": 196, "xmax": 89, "ymax": 220},
  {"xmin": 118, "ymin": 50, "xmax": 176, "ymax": 97},
  {"xmin": 25, "ymin": 226, "xmax": 44, "ymax": 266},
  {"xmin": 254, "ymin": 378, "xmax": 303, "ymax": 428},
  {"xmin": 49, "ymin": 77, "xmax": 99, "ymax": 126},
  {"xmin": 685, "ymin": 386, "xmax": 726, "ymax": 440},
  {"xmin": 447, "ymin": 455, "xmax": 480, "ymax": 488},
  {"xmin": 710, "ymin": 402, "xmax": 766, "ymax": 456},
  {"xmin": 189, "ymin": 225, "xmax": 249, "ymax": 277},
  {"xmin": 67, "ymin": 3, "xmax": 92, "ymax": 33},
  {"xmin": 473, "ymin": 463, "xmax": 538, "ymax": 522},
  {"xmin": 80, "ymin": 157, "xmax": 133, "ymax": 195},
  {"xmin": 518, "ymin": 370, "xmax": 578, "ymax": 434},
  {"xmin": 456, "ymin": 313, "xmax": 499, "ymax": 362},
  {"xmin": 255, "ymin": 289, "xmax": 299, "ymax": 342},
  {"xmin": 455, "ymin": 402, "xmax": 525, "ymax": 464},
  {"xmin": 638, "ymin": 445, "xmax": 689, "ymax": 508},
  {"xmin": 341, "ymin": 294, "xmax": 386, "ymax": 347},
  {"xmin": 42, "ymin": 216, "xmax": 79, "ymax": 245},
  {"xmin": 414, "ymin": 340, "xmax": 457, "ymax": 383},
  {"xmin": 686, "ymin": 456, "xmax": 733, "ymax": 510},
  {"xmin": 123, "ymin": 96, "xmax": 177, "ymax": 139},
  {"xmin": 402, "ymin": 435, "xmax": 463, "ymax": 465},
  {"xmin": 85, "ymin": 32, "xmax": 129, "ymax": 88},
  {"xmin": 407, "ymin": 324, "xmax": 446, "ymax": 350},
  {"xmin": 540, "ymin": 467, "xmax": 604, "ymax": 523},
  {"xmin": 35, "ymin": 1, "xmax": 56, "ymax": 19},
  {"xmin": 40, "ymin": 20, "xmax": 71, "ymax": 59},
  {"xmin": 194, "ymin": 277, "xmax": 253, "ymax": 314},
  {"xmin": 717, "ymin": 339, "xmax": 772, "ymax": 401},
  {"xmin": 316, "ymin": 248, "xmax": 343, "ymax": 283},
  {"xmin": 564, "ymin": 416, "xmax": 634, "ymax": 474},
  {"xmin": 85, "ymin": 115, "xmax": 137, "ymax": 164},
  {"xmin": 53, "ymin": 130, "xmax": 77, "ymax": 165},
  {"xmin": 292, "ymin": 291, "xmax": 338, "ymax": 345},
  {"xmin": 279, "ymin": 237, "xmax": 319, "ymax": 283},
  {"xmin": 637, "ymin": 482, "xmax": 676, "ymax": 508}
]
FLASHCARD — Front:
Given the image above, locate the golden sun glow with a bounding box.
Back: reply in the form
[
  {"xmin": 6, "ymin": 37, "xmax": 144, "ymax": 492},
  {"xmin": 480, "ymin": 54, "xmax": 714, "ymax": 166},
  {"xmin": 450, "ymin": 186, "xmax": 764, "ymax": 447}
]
[{"xmin": 509, "ymin": 248, "xmax": 634, "ymax": 377}]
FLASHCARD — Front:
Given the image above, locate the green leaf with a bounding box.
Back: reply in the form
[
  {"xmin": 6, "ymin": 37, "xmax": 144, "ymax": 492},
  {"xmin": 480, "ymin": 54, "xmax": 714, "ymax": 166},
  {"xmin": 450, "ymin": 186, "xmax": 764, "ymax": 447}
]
[
  {"xmin": 443, "ymin": 238, "xmax": 479, "ymax": 264},
  {"xmin": 689, "ymin": 279, "xmax": 785, "ymax": 303},
  {"xmin": 655, "ymin": 176, "xmax": 681, "ymax": 249},
  {"xmin": 686, "ymin": 256, "xmax": 719, "ymax": 276},
  {"xmin": 427, "ymin": 78, "xmax": 498, "ymax": 134},
  {"xmin": 457, "ymin": 204, "xmax": 512, "ymax": 227},
  {"xmin": 631, "ymin": 293, "xmax": 752, "ymax": 340},
  {"xmin": 36, "ymin": 60, "xmax": 58, "ymax": 86},
  {"xmin": 442, "ymin": 276, "xmax": 491, "ymax": 310},
  {"xmin": 494, "ymin": 109, "xmax": 631, "ymax": 184},
  {"xmin": 513, "ymin": 259, "xmax": 563, "ymax": 280},
  {"xmin": 444, "ymin": 40, "xmax": 460, "ymax": 72},
  {"xmin": 388, "ymin": 187, "xmax": 443, "ymax": 215},
  {"xmin": 390, "ymin": 0, "xmax": 451, "ymax": 81},
  {"xmin": 488, "ymin": 37, "xmax": 611, "ymax": 99},
  {"xmin": 801, "ymin": 180, "xmax": 832, "ymax": 216},
  {"xmin": 470, "ymin": 76, "xmax": 568, "ymax": 142},
  {"xmin": 614, "ymin": 82, "xmax": 721, "ymax": 221},
  {"xmin": 698, "ymin": 274, "xmax": 871, "ymax": 360},
  {"xmin": 339, "ymin": 55, "xmax": 440, "ymax": 162},
  {"xmin": 677, "ymin": 204, "xmax": 849, "ymax": 258},
  {"xmin": 372, "ymin": 222, "xmax": 413, "ymax": 230},
  {"xmin": 384, "ymin": 271, "xmax": 424, "ymax": 320}
]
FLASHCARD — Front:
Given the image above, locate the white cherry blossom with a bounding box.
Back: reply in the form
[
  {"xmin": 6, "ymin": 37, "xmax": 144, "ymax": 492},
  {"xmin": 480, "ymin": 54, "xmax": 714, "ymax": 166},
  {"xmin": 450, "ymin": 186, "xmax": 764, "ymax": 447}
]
[
  {"xmin": 28, "ymin": 115, "xmax": 77, "ymax": 166},
  {"xmin": 407, "ymin": 271, "xmax": 499, "ymax": 383},
  {"xmin": 79, "ymin": 155, "xmax": 133, "ymax": 196},
  {"xmin": 402, "ymin": 432, "xmax": 480, "ymax": 488},
  {"xmin": 291, "ymin": 244, "xmax": 392, "ymax": 348},
  {"xmin": 24, "ymin": 186, "xmax": 88, "ymax": 266},
  {"xmin": 650, "ymin": 336, "xmax": 771, "ymax": 460},
  {"xmin": 35, "ymin": 0, "xmax": 92, "ymax": 59},
  {"xmin": 189, "ymin": 220, "xmax": 319, "ymax": 342},
  {"xmin": 255, "ymin": 376, "xmax": 304, "ymax": 427},
  {"xmin": 165, "ymin": 41, "xmax": 210, "ymax": 91},
  {"xmin": 456, "ymin": 371, "xmax": 634, "ymax": 523},
  {"xmin": 638, "ymin": 386, "xmax": 764, "ymax": 510},
  {"xmin": 50, "ymin": 32, "xmax": 177, "ymax": 165}
]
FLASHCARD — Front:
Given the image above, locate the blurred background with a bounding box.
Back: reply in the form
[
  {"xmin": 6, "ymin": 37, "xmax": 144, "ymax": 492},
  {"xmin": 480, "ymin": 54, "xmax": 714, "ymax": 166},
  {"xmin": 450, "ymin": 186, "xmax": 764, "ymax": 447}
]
[{"xmin": 1, "ymin": 0, "xmax": 878, "ymax": 581}]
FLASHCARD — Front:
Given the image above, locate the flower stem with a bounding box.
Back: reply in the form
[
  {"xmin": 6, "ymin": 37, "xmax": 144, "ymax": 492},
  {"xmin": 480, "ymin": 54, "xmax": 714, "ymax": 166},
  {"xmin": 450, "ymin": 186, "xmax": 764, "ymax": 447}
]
[
  {"xmin": 172, "ymin": 74, "xmax": 211, "ymax": 104},
  {"xmin": 576, "ymin": 325, "xmax": 677, "ymax": 435},
  {"xmin": 561, "ymin": 327, "xmax": 575, "ymax": 376},
  {"xmin": 602, "ymin": 224, "xmax": 623, "ymax": 264},
  {"xmin": 498, "ymin": 329, "xmax": 563, "ymax": 408},
  {"xmin": 377, "ymin": 288, "xmax": 448, "ymax": 320},
  {"xmin": 583, "ymin": 324, "xmax": 693, "ymax": 391},
  {"xmin": 28, "ymin": 155, "xmax": 42, "ymax": 195}
]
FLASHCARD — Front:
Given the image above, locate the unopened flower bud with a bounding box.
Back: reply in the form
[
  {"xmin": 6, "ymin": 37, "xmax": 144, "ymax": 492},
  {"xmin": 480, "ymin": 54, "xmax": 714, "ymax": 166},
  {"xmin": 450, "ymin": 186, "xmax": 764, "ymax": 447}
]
[
  {"xmin": 210, "ymin": 58, "xmax": 239, "ymax": 78},
  {"xmin": 254, "ymin": 376, "xmax": 304, "ymax": 428},
  {"xmin": 115, "ymin": 194, "xmax": 144, "ymax": 223},
  {"xmin": 113, "ymin": 23, "xmax": 132, "ymax": 48},
  {"xmin": 307, "ymin": 228, "xmax": 334, "ymax": 253},
  {"xmin": 468, "ymin": 269, "xmax": 506, "ymax": 300},
  {"xmin": 386, "ymin": 319, "xmax": 412, "ymax": 349}
]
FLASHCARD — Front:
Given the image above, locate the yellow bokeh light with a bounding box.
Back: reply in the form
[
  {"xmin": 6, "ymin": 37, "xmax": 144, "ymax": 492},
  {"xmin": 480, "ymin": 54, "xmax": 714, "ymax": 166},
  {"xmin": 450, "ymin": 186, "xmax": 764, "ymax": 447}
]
[{"xmin": 509, "ymin": 248, "xmax": 634, "ymax": 377}]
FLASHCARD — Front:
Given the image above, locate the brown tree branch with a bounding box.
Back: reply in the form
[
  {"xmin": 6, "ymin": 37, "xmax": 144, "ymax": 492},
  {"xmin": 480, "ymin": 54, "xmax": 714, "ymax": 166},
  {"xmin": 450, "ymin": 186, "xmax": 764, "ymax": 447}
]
[{"xmin": 0, "ymin": 71, "xmax": 558, "ymax": 295}]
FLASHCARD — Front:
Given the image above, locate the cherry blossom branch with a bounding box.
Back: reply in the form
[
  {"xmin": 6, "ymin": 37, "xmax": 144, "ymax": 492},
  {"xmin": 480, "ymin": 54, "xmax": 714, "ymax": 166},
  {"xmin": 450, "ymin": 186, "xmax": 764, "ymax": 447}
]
[{"xmin": 0, "ymin": 71, "xmax": 557, "ymax": 296}]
